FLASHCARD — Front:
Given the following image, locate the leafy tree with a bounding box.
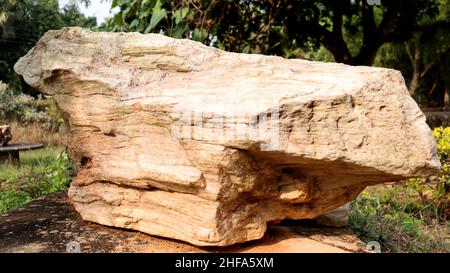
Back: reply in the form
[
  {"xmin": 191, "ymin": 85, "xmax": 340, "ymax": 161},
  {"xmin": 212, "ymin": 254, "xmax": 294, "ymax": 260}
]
[
  {"xmin": 107, "ymin": 0, "xmax": 447, "ymax": 66},
  {"xmin": 107, "ymin": 0, "xmax": 449, "ymax": 106},
  {"xmin": 374, "ymin": 0, "xmax": 449, "ymax": 106}
]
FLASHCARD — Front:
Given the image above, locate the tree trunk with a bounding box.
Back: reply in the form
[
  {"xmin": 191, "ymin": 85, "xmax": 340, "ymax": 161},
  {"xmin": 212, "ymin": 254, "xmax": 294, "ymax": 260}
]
[
  {"xmin": 445, "ymin": 84, "xmax": 450, "ymax": 107},
  {"xmin": 409, "ymin": 70, "xmax": 421, "ymax": 96}
]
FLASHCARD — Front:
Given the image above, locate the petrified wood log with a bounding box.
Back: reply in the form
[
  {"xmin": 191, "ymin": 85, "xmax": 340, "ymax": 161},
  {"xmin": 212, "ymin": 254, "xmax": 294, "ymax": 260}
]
[
  {"xmin": 0, "ymin": 125, "xmax": 12, "ymax": 146},
  {"xmin": 14, "ymin": 27, "xmax": 440, "ymax": 246}
]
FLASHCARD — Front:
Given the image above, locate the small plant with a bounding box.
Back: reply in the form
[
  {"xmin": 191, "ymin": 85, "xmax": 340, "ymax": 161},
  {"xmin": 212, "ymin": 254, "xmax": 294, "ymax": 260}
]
[
  {"xmin": 0, "ymin": 86, "xmax": 63, "ymax": 130},
  {"xmin": 0, "ymin": 149, "xmax": 74, "ymax": 214},
  {"xmin": 0, "ymin": 186, "xmax": 31, "ymax": 213},
  {"xmin": 349, "ymin": 126, "xmax": 450, "ymax": 252},
  {"xmin": 349, "ymin": 190, "xmax": 449, "ymax": 252},
  {"xmin": 432, "ymin": 127, "xmax": 450, "ymax": 210},
  {"xmin": 43, "ymin": 152, "xmax": 74, "ymax": 194},
  {"xmin": 401, "ymin": 127, "xmax": 450, "ymax": 221}
]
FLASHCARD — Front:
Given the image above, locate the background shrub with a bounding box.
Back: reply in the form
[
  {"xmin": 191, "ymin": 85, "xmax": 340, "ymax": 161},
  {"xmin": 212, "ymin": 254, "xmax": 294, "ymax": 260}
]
[
  {"xmin": 349, "ymin": 127, "xmax": 450, "ymax": 252},
  {"xmin": 0, "ymin": 86, "xmax": 64, "ymax": 131}
]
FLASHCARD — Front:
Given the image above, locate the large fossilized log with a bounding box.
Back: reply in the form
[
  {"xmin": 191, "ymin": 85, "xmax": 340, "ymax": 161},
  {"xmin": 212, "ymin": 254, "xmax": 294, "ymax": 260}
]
[{"xmin": 14, "ymin": 27, "xmax": 440, "ymax": 246}]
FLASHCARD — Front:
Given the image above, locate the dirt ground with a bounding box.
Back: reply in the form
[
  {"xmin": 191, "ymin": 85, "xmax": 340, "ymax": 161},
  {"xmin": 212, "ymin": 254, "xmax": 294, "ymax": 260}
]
[{"xmin": 0, "ymin": 192, "xmax": 368, "ymax": 253}]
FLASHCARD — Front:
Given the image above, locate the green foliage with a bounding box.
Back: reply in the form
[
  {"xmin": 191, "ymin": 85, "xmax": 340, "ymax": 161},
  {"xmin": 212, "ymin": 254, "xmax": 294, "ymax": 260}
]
[
  {"xmin": 373, "ymin": 1, "xmax": 450, "ymax": 106},
  {"xmin": 0, "ymin": 186, "xmax": 31, "ymax": 213},
  {"xmin": 44, "ymin": 152, "xmax": 74, "ymax": 193},
  {"xmin": 44, "ymin": 96, "xmax": 65, "ymax": 131},
  {"xmin": 145, "ymin": 0, "xmax": 167, "ymax": 34},
  {"xmin": 431, "ymin": 127, "xmax": 450, "ymax": 204},
  {"xmin": 349, "ymin": 127, "xmax": 450, "ymax": 252},
  {"xmin": 0, "ymin": 86, "xmax": 63, "ymax": 130},
  {"xmin": 302, "ymin": 45, "xmax": 335, "ymax": 62},
  {"xmin": 106, "ymin": 0, "xmax": 444, "ymax": 65},
  {"xmin": 350, "ymin": 189, "xmax": 449, "ymax": 252},
  {"xmin": 0, "ymin": 148, "xmax": 74, "ymax": 214},
  {"xmin": 106, "ymin": 0, "xmax": 449, "ymax": 106},
  {"xmin": 400, "ymin": 127, "xmax": 450, "ymax": 220}
]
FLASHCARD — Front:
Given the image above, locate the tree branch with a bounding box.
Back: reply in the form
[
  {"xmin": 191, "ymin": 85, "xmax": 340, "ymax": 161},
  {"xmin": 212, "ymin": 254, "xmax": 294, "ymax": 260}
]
[
  {"xmin": 376, "ymin": 0, "xmax": 405, "ymax": 42},
  {"xmin": 404, "ymin": 42, "xmax": 414, "ymax": 65},
  {"xmin": 415, "ymin": 20, "xmax": 450, "ymax": 33},
  {"xmin": 421, "ymin": 61, "xmax": 435, "ymax": 78}
]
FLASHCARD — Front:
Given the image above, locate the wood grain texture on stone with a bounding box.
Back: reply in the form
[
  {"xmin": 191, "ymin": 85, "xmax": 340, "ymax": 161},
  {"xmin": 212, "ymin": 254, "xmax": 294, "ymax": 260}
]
[{"xmin": 14, "ymin": 27, "xmax": 440, "ymax": 246}]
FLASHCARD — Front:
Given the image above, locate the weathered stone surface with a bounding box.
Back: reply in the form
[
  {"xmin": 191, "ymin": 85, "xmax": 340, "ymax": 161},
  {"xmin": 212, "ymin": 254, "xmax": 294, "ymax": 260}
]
[
  {"xmin": 0, "ymin": 193, "xmax": 368, "ymax": 253},
  {"xmin": 14, "ymin": 27, "xmax": 440, "ymax": 246},
  {"xmin": 315, "ymin": 203, "xmax": 351, "ymax": 227}
]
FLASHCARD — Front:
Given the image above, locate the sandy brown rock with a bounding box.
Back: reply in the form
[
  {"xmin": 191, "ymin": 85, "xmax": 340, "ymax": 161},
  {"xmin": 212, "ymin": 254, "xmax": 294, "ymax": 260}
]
[{"xmin": 14, "ymin": 27, "xmax": 440, "ymax": 246}]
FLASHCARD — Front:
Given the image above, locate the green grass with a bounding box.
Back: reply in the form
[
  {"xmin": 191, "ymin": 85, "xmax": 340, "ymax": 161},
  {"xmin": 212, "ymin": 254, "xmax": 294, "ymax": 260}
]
[
  {"xmin": 0, "ymin": 146, "xmax": 62, "ymax": 179},
  {"xmin": 0, "ymin": 146, "xmax": 74, "ymax": 214},
  {"xmin": 349, "ymin": 126, "xmax": 450, "ymax": 253},
  {"xmin": 349, "ymin": 184, "xmax": 450, "ymax": 253}
]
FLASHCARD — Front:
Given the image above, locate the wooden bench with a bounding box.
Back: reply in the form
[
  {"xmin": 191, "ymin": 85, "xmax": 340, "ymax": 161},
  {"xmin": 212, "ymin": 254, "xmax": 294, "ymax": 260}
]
[{"xmin": 0, "ymin": 144, "xmax": 44, "ymax": 166}]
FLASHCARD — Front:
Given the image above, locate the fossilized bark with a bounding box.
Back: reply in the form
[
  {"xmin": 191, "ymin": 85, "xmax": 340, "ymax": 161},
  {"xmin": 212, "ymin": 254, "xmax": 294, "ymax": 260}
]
[{"xmin": 14, "ymin": 27, "xmax": 440, "ymax": 246}]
